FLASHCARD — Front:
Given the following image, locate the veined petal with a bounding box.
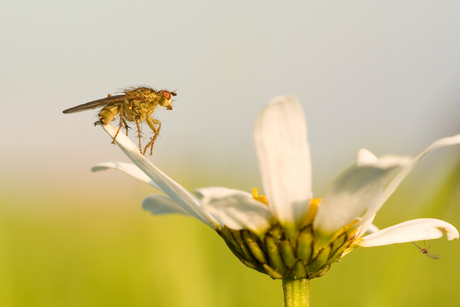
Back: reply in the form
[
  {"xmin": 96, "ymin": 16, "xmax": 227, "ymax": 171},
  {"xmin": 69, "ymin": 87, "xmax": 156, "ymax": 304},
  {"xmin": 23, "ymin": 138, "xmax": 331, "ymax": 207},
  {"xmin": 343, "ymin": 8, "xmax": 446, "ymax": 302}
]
[
  {"xmin": 314, "ymin": 155, "xmax": 410, "ymax": 240},
  {"xmin": 197, "ymin": 187, "xmax": 272, "ymax": 236},
  {"xmin": 254, "ymin": 95, "xmax": 311, "ymax": 230},
  {"xmin": 102, "ymin": 124, "xmax": 221, "ymax": 229},
  {"xmin": 360, "ymin": 134, "xmax": 460, "ymax": 224},
  {"xmin": 92, "ymin": 160, "xmax": 161, "ymax": 190},
  {"xmin": 142, "ymin": 194, "xmax": 192, "ymax": 216},
  {"xmin": 357, "ymin": 218, "xmax": 459, "ymax": 247}
]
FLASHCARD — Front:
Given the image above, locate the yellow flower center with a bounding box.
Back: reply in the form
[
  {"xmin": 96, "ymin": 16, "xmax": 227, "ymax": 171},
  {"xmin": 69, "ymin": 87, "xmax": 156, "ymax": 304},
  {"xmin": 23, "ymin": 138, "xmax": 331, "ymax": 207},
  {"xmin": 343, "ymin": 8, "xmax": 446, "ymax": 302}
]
[
  {"xmin": 252, "ymin": 187, "xmax": 322, "ymax": 223},
  {"xmin": 252, "ymin": 187, "xmax": 268, "ymax": 205},
  {"xmin": 302, "ymin": 198, "xmax": 322, "ymax": 227}
]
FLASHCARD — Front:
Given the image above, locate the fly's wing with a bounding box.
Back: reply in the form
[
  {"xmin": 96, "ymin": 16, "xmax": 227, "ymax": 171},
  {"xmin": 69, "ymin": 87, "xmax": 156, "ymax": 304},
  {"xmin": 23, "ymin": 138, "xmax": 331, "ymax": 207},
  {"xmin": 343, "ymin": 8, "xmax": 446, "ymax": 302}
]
[
  {"xmin": 412, "ymin": 242, "xmax": 440, "ymax": 260},
  {"xmin": 62, "ymin": 95, "xmax": 129, "ymax": 114},
  {"xmin": 424, "ymin": 252, "xmax": 441, "ymax": 260}
]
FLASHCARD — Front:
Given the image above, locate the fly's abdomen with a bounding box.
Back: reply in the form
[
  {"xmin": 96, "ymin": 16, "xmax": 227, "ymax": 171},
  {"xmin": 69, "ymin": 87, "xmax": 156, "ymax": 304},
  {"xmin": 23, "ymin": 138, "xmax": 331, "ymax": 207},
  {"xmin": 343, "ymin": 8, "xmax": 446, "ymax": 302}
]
[{"xmin": 94, "ymin": 104, "xmax": 119, "ymax": 126}]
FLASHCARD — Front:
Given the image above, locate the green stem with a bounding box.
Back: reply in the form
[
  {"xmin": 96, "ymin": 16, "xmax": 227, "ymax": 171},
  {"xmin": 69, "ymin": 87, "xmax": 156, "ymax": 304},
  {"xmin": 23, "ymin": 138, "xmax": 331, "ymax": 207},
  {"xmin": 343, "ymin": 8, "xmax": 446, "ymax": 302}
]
[{"xmin": 282, "ymin": 277, "xmax": 310, "ymax": 307}]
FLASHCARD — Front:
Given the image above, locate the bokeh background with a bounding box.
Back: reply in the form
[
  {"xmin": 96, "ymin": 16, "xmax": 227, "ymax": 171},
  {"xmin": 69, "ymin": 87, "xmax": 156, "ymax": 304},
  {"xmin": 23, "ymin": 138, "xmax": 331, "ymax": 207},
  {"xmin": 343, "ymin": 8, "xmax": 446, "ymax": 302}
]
[{"xmin": 1, "ymin": 1, "xmax": 460, "ymax": 306}]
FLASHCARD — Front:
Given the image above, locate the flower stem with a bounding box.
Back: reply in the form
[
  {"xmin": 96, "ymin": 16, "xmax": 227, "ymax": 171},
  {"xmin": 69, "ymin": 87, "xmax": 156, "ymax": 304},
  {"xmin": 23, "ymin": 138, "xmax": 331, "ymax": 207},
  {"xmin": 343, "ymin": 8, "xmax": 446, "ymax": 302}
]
[{"xmin": 282, "ymin": 277, "xmax": 310, "ymax": 307}]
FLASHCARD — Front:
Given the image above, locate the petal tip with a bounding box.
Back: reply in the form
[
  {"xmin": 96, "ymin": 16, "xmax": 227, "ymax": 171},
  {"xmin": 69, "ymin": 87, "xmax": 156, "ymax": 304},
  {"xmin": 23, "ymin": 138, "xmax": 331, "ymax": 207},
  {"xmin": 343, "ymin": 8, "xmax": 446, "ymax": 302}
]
[
  {"xmin": 357, "ymin": 148, "xmax": 378, "ymax": 166},
  {"xmin": 444, "ymin": 227, "xmax": 460, "ymax": 241}
]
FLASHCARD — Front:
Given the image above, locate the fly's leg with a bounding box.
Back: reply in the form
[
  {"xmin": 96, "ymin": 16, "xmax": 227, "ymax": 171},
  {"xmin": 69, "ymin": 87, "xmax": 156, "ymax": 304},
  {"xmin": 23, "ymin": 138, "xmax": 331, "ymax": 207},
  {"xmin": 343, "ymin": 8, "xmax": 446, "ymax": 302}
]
[
  {"xmin": 122, "ymin": 119, "xmax": 130, "ymax": 136},
  {"xmin": 135, "ymin": 120, "xmax": 143, "ymax": 154},
  {"xmin": 112, "ymin": 105, "xmax": 124, "ymax": 145},
  {"xmin": 143, "ymin": 117, "xmax": 161, "ymax": 155}
]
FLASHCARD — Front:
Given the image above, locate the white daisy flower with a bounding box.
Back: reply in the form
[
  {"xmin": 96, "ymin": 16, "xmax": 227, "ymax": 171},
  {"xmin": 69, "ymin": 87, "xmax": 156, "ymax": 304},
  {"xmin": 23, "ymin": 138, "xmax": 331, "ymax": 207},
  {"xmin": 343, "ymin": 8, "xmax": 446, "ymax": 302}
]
[{"xmin": 92, "ymin": 95, "xmax": 459, "ymax": 281}]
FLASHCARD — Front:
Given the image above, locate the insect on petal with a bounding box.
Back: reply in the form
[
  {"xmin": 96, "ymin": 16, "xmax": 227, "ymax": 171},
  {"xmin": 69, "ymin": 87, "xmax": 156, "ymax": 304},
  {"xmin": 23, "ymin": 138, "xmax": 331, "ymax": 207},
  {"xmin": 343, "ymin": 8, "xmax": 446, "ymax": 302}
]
[{"xmin": 357, "ymin": 218, "xmax": 459, "ymax": 247}]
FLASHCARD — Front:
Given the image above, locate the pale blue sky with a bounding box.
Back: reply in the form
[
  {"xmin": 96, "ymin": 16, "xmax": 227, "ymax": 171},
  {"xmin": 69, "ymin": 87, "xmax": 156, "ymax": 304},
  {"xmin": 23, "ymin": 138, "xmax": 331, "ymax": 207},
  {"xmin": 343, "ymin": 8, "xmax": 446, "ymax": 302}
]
[{"xmin": 1, "ymin": 0, "xmax": 459, "ymax": 195}]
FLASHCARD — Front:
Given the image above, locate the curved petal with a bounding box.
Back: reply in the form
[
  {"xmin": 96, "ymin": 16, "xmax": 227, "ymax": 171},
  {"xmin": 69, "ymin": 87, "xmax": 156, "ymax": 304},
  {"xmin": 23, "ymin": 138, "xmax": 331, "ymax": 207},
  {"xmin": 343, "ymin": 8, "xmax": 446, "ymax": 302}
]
[
  {"xmin": 360, "ymin": 134, "xmax": 460, "ymax": 224},
  {"xmin": 254, "ymin": 95, "xmax": 311, "ymax": 230},
  {"xmin": 357, "ymin": 218, "xmax": 459, "ymax": 247},
  {"xmin": 355, "ymin": 214, "xmax": 378, "ymax": 239},
  {"xmin": 357, "ymin": 148, "xmax": 378, "ymax": 166},
  {"xmin": 197, "ymin": 187, "xmax": 272, "ymax": 236},
  {"xmin": 102, "ymin": 124, "xmax": 221, "ymax": 229},
  {"xmin": 314, "ymin": 155, "xmax": 410, "ymax": 240},
  {"xmin": 142, "ymin": 194, "xmax": 192, "ymax": 216},
  {"xmin": 92, "ymin": 160, "xmax": 161, "ymax": 190},
  {"xmin": 366, "ymin": 223, "xmax": 380, "ymax": 234}
]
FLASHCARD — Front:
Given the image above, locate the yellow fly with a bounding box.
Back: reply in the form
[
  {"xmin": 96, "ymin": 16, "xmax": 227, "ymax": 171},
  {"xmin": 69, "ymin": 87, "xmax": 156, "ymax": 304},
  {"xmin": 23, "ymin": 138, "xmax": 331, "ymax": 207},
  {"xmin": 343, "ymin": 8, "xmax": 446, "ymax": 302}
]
[{"xmin": 63, "ymin": 86, "xmax": 176, "ymax": 155}]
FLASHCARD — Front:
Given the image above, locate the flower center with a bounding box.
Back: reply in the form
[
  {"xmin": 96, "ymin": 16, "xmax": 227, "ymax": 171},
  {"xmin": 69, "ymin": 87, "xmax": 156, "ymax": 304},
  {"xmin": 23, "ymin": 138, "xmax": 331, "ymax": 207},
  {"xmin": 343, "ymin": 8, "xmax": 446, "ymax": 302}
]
[
  {"xmin": 251, "ymin": 187, "xmax": 268, "ymax": 205},
  {"xmin": 215, "ymin": 188, "xmax": 355, "ymax": 279}
]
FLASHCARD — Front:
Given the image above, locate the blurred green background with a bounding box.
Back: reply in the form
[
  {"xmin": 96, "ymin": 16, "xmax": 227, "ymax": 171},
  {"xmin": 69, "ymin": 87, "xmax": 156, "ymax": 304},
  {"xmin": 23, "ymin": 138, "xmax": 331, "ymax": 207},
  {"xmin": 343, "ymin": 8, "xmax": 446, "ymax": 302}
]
[{"xmin": 1, "ymin": 1, "xmax": 460, "ymax": 306}]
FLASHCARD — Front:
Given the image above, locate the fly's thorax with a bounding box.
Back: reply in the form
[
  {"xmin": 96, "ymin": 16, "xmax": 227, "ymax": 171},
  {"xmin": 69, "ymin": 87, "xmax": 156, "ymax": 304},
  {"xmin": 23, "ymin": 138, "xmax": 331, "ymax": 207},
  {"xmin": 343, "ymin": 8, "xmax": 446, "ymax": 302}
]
[
  {"xmin": 124, "ymin": 86, "xmax": 157, "ymax": 98},
  {"xmin": 121, "ymin": 99, "xmax": 158, "ymax": 121},
  {"xmin": 124, "ymin": 88, "xmax": 174, "ymax": 111},
  {"xmin": 217, "ymin": 223, "xmax": 355, "ymax": 280}
]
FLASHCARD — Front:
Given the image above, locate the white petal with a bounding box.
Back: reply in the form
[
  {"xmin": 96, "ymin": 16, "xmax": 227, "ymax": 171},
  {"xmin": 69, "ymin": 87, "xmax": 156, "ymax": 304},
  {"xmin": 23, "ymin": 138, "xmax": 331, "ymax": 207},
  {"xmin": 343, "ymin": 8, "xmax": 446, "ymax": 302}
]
[
  {"xmin": 354, "ymin": 147, "xmax": 379, "ymax": 235},
  {"xmin": 102, "ymin": 124, "xmax": 221, "ymax": 229},
  {"xmin": 355, "ymin": 214, "xmax": 378, "ymax": 239},
  {"xmin": 197, "ymin": 187, "xmax": 272, "ymax": 235},
  {"xmin": 360, "ymin": 134, "xmax": 460, "ymax": 224},
  {"xmin": 91, "ymin": 160, "xmax": 161, "ymax": 190},
  {"xmin": 365, "ymin": 222, "xmax": 380, "ymax": 234},
  {"xmin": 314, "ymin": 155, "xmax": 410, "ymax": 238},
  {"xmin": 357, "ymin": 148, "xmax": 378, "ymax": 166},
  {"xmin": 254, "ymin": 95, "xmax": 311, "ymax": 228},
  {"xmin": 357, "ymin": 218, "xmax": 459, "ymax": 247},
  {"xmin": 142, "ymin": 194, "xmax": 192, "ymax": 216}
]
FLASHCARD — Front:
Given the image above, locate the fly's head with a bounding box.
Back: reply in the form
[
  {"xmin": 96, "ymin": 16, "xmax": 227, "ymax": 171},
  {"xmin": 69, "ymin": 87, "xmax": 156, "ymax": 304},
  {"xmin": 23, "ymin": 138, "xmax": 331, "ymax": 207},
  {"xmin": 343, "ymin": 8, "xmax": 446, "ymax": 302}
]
[{"xmin": 158, "ymin": 90, "xmax": 176, "ymax": 110}]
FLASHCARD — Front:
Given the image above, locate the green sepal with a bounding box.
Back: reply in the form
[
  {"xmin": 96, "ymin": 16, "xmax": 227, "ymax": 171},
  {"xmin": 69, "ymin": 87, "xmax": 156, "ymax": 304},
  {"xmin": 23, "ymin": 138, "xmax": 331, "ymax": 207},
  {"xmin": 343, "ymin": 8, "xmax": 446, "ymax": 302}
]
[
  {"xmin": 232, "ymin": 230, "xmax": 258, "ymax": 263},
  {"xmin": 239, "ymin": 258, "xmax": 257, "ymax": 269},
  {"xmin": 327, "ymin": 233, "xmax": 349, "ymax": 264},
  {"xmin": 310, "ymin": 264, "xmax": 330, "ymax": 279},
  {"xmin": 241, "ymin": 258, "xmax": 267, "ymax": 275},
  {"xmin": 297, "ymin": 228, "xmax": 314, "ymax": 263},
  {"xmin": 291, "ymin": 260, "xmax": 308, "ymax": 279},
  {"xmin": 242, "ymin": 230, "xmax": 267, "ymax": 264},
  {"xmin": 307, "ymin": 245, "xmax": 331, "ymax": 273},
  {"xmin": 219, "ymin": 228, "xmax": 245, "ymax": 256},
  {"xmin": 281, "ymin": 240, "xmax": 297, "ymax": 268},
  {"xmin": 330, "ymin": 233, "xmax": 346, "ymax": 255},
  {"xmin": 270, "ymin": 224, "xmax": 284, "ymax": 240},
  {"xmin": 263, "ymin": 264, "xmax": 285, "ymax": 279},
  {"xmin": 266, "ymin": 235, "xmax": 288, "ymax": 274},
  {"xmin": 283, "ymin": 223, "xmax": 298, "ymax": 249}
]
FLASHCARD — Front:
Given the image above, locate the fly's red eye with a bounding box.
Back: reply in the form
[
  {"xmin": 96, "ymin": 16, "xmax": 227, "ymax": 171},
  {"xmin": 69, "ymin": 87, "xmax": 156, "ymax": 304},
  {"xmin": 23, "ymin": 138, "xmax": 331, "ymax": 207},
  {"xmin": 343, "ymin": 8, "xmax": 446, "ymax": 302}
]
[{"xmin": 163, "ymin": 91, "xmax": 171, "ymax": 100}]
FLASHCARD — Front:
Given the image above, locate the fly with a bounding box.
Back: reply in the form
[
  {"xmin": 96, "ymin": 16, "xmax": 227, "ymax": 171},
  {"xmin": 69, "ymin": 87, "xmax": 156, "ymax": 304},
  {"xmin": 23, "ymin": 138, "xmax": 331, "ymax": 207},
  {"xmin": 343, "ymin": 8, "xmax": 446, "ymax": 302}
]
[
  {"xmin": 63, "ymin": 86, "xmax": 176, "ymax": 155},
  {"xmin": 412, "ymin": 242, "xmax": 441, "ymax": 260}
]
